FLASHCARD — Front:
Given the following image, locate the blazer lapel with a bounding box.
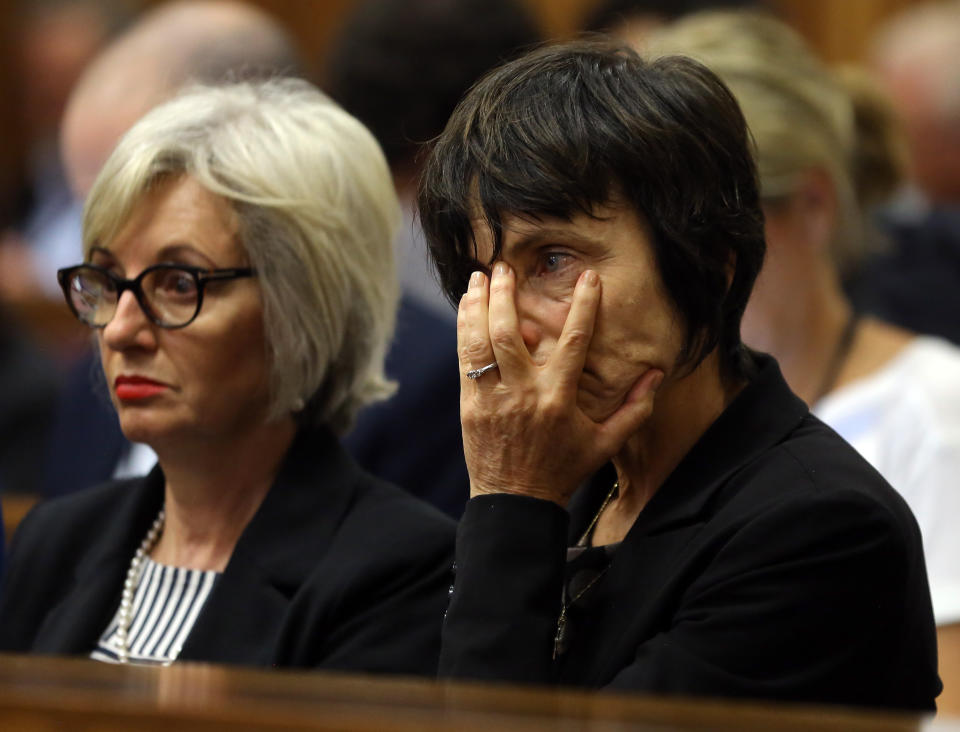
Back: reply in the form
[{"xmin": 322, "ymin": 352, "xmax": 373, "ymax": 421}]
[
  {"xmin": 180, "ymin": 427, "xmax": 360, "ymax": 666},
  {"xmin": 32, "ymin": 469, "xmax": 165, "ymax": 655},
  {"xmin": 566, "ymin": 356, "xmax": 810, "ymax": 685}
]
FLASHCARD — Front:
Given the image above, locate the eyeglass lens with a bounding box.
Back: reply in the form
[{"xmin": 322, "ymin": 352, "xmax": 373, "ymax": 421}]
[{"xmin": 67, "ymin": 267, "xmax": 200, "ymax": 327}]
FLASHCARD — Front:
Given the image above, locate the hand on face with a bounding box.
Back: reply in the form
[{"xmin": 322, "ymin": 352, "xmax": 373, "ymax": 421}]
[{"xmin": 458, "ymin": 262, "xmax": 664, "ymax": 506}]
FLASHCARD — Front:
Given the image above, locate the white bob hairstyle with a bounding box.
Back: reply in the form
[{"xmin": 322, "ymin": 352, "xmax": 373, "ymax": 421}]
[{"xmin": 83, "ymin": 77, "xmax": 401, "ymax": 434}]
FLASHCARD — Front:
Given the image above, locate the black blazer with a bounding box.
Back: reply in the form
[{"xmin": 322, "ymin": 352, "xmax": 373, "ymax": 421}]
[
  {"xmin": 441, "ymin": 356, "xmax": 941, "ymax": 710},
  {"xmin": 0, "ymin": 427, "xmax": 455, "ymax": 675}
]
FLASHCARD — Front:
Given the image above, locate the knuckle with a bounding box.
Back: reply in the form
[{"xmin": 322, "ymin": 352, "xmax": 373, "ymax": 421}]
[
  {"xmin": 562, "ymin": 327, "xmax": 591, "ymax": 349},
  {"xmin": 464, "ymin": 289, "xmax": 484, "ymax": 307},
  {"xmin": 490, "ymin": 325, "xmax": 514, "ymax": 349},
  {"xmin": 539, "ymin": 396, "xmax": 566, "ymax": 421},
  {"xmin": 463, "ymin": 338, "xmax": 489, "ymax": 360}
]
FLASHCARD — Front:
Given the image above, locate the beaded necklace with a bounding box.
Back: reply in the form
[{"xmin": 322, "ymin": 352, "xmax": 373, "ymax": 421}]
[{"xmin": 115, "ymin": 508, "xmax": 165, "ymax": 664}]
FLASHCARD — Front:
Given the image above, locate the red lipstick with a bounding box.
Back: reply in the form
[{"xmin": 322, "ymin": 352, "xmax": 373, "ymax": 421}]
[{"xmin": 115, "ymin": 375, "xmax": 169, "ymax": 400}]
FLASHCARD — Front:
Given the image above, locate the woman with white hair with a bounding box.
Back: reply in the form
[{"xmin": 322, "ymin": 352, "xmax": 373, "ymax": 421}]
[{"xmin": 0, "ymin": 78, "xmax": 454, "ymax": 671}]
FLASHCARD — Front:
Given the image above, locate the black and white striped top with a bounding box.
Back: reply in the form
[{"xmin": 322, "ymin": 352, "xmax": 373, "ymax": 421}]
[{"xmin": 91, "ymin": 557, "xmax": 220, "ymax": 666}]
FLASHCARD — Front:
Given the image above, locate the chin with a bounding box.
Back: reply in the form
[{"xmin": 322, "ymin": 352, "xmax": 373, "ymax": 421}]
[{"xmin": 116, "ymin": 410, "xmax": 180, "ymax": 448}]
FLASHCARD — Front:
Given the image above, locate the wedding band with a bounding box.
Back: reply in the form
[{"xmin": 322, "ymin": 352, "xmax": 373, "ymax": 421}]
[{"xmin": 466, "ymin": 362, "xmax": 499, "ymax": 380}]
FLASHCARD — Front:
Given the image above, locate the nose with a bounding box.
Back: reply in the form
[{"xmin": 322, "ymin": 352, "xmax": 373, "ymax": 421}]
[
  {"xmin": 100, "ymin": 290, "xmax": 158, "ymax": 352},
  {"xmin": 514, "ymin": 289, "xmax": 556, "ymax": 366}
]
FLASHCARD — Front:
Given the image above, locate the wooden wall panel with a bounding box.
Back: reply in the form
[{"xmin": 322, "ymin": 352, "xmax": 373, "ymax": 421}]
[
  {"xmin": 0, "ymin": 0, "xmax": 25, "ymax": 229},
  {"xmin": 771, "ymin": 0, "xmax": 923, "ymax": 64}
]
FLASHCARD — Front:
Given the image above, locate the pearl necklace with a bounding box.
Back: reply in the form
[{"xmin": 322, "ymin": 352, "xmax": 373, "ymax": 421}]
[{"xmin": 115, "ymin": 508, "xmax": 165, "ymax": 664}]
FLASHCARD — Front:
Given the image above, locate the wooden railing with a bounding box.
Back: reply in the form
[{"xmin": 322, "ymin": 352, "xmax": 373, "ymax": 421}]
[{"xmin": 0, "ymin": 653, "xmax": 952, "ymax": 731}]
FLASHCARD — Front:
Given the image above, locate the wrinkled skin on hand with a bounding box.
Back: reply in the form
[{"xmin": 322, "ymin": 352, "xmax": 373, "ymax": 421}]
[{"xmin": 457, "ymin": 264, "xmax": 664, "ymax": 506}]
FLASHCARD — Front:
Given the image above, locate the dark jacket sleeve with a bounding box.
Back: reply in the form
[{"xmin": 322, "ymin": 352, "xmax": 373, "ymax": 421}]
[
  {"xmin": 606, "ymin": 490, "xmax": 937, "ymax": 709},
  {"xmin": 0, "ymin": 503, "xmax": 65, "ymax": 650},
  {"xmin": 439, "ymin": 494, "xmax": 568, "ymax": 682},
  {"xmin": 439, "ymin": 491, "xmax": 939, "ymax": 709},
  {"xmin": 276, "ymin": 493, "xmax": 456, "ymax": 676}
]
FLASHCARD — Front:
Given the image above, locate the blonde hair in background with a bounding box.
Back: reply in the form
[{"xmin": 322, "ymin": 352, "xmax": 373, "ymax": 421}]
[
  {"xmin": 84, "ymin": 77, "xmax": 401, "ymax": 434},
  {"xmin": 647, "ymin": 11, "xmax": 890, "ymax": 275},
  {"xmin": 834, "ymin": 64, "xmax": 908, "ymax": 213}
]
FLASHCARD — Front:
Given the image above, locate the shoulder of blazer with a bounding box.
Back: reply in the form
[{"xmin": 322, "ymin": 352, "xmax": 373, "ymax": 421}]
[
  {"xmin": 228, "ymin": 426, "xmax": 455, "ymax": 594},
  {"xmin": 10, "ymin": 471, "xmax": 163, "ymax": 573}
]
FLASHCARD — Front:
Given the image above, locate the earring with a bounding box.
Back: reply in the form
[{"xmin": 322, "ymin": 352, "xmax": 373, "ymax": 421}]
[{"xmin": 291, "ymin": 397, "xmax": 305, "ymax": 413}]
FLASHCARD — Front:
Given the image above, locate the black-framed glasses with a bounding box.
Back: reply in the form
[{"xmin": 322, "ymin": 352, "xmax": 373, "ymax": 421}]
[{"xmin": 56, "ymin": 263, "xmax": 256, "ymax": 329}]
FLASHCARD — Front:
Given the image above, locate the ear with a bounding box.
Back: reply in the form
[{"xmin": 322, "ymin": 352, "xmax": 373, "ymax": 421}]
[{"xmin": 794, "ymin": 168, "xmax": 838, "ymax": 257}]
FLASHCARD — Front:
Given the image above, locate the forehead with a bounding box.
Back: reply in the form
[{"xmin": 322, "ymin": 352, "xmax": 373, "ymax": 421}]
[
  {"xmin": 105, "ymin": 176, "xmax": 242, "ymax": 265},
  {"xmin": 469, "ymin": 196, "xmax": 651, "ymax": 262}
]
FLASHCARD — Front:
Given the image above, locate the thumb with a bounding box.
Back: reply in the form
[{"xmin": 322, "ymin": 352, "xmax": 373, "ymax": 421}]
[{"xmin": 595, "ymin": 369, "xmax": 664, "ymax": 457}]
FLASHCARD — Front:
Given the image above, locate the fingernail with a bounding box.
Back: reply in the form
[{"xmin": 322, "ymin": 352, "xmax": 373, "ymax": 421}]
[
  {"xmin": 469, "ymin": 271, "xmax": 484, "ymax": 289},
  {"xmin": 583, "ymin": 270, "xmax": 598, "ymax": 286},
  {"xmin": 493, "ymin": 262, "xmax": 509, "ymax": 278}
]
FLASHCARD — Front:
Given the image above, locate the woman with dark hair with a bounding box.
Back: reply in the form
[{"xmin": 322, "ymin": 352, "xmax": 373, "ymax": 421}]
[{"xmin": 417, "ymin": 39, "xmax": 940, "ymax": 709}]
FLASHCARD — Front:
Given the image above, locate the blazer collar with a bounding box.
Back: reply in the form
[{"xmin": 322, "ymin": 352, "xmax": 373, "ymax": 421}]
[
  {"xmin": 625, "ymin": 353, "xmax": 808, "ymax": 537},
  {"xmin": 220, "ymin": 424, "xmax": 362, "ymax": 590},
  {"xmin": 34, "ymin": 468, "xmax": 164, "ymax": 655},
  {"xmin": 39, "ymin": 425, "xmax": 364, "ymax": 663},
  {"xmin": 565, "ymin": 354, "xmax": 809, "ymax": 684},
  {"xmin": 181, "ymin": 425, "xmax": 364, "ymax": 664},
  {"xmin": 65, "ymin": 423, "xmax": 361, "ymax": 589}
]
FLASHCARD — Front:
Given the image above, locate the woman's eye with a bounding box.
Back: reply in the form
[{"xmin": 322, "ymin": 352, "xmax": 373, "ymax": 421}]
[
  {"xmin": 540, "ymin": 252, "xmax": 572, "ymax": 274},
  {"xmin": 156, "ymin": 270, "xmax": 197, "ymax": 296},
  {"xmin": 173, "ymin": 275, "xmax": 194, "ymax": 294}
]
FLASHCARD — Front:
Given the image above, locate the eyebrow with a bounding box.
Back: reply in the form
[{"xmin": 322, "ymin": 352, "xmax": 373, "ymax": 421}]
[
  {"xmin": 87, "ymin": 243, "xmax": 220, "ymax": 269},
  {"xmin": 500, "ymin": 225, "xmax": 597, "ymax": 259},
  {"xmin": 154, "ymin": 244, "xmax": 218, "ymax": 268}
]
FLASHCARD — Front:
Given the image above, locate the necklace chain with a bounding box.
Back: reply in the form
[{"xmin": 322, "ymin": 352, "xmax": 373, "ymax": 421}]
[
  {"xmin": 115, "ymin": 508, "xmax": 165, "ymax": 664},
  {"xmin": 555, "ymin": 480, "xmax": 618, "ymax": 660},
  {"xmin": 814, "ymin": 312, "xmax": 860, "ymax": 403},
  {"xmin": 576, "ymin": 480, "xmax": 618, "ymax": 547}
]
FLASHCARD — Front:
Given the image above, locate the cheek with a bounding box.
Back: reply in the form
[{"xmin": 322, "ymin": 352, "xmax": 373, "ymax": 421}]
[
  {"xmin": 219, "ymin": 319, "xmax": 269, "ymax": 386},
  {"xmin": 187, "ymin": 306, "xmax": 270, "ymax": 399},
  {"xmin": 592, "ymin": 281, "xmax": 683, "ymax": 372}
]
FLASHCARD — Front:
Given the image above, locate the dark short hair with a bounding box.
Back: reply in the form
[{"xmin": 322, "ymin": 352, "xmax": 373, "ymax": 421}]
[
  {"xmin": 323, "ymin": 0, "xmax": 539, "ymax": 171},
  {"xmin": 417, "ymin": 39, "xmax": 765, "ymax": 382}
]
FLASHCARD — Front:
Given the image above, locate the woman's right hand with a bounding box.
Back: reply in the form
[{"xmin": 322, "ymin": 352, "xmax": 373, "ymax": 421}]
[{"xmin": 457, "ymin": 262, "xmax": 663, "ymax": 507}]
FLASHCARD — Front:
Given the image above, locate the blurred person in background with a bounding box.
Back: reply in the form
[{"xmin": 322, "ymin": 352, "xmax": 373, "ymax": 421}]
[
  {"xmin": 0, "ymin": 305, "xmax": 58, "ymax": 495},
  {"xmin": 651, "ymin": 9, "xmax": 960, "ymax": 708},
  {"xmin": 321, "ymin": 0, "xmax": 540, "ymax": 514},
  {"xmin": 324, "ymin": 0, "xmax": 540, "ymax": 320},
  {"xmin": 0, "ymin": 0, "xmax": 133, "ymax": 496},
  {"xmin": 847, "ymin": 0, "xmax": 960, "ymax": 345},
  {"xmin": 0, "ymin": 78, "xmax": 454, "ymax": 670},
  {"xmin": 582, "ymin": 0, "xmax": 765, "ymax": 45},
  {"xmin": 0, "ymin": 0, "xmax": 134, "ymax": 302}
]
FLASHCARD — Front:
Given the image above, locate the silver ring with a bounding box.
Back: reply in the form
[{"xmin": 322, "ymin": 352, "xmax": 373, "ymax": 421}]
[{"xmin": 466, "ymin": 361, "xmax": 499, "ymax": 380}]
